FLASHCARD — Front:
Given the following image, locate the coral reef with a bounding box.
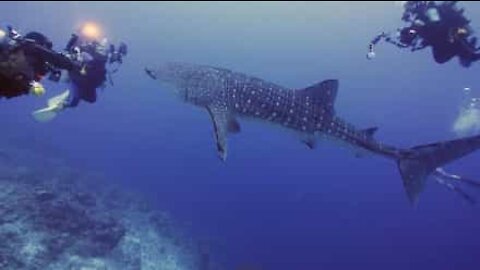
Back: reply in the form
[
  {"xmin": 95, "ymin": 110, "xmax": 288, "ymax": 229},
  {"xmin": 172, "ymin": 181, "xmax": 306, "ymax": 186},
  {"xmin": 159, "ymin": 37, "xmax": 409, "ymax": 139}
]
[{"xmin": 0, "ymin": 145, "xmax": 201, "ymax": 270}]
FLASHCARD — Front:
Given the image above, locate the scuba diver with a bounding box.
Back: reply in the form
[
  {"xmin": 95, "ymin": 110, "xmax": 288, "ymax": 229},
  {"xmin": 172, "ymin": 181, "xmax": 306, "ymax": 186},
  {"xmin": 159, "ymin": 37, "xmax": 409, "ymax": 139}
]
[
  {"xmin": 0, "ymin": 25, "xmax": 78, "ymax": 99},
  {"xmin": 32, "ymin": 23, "xmax": 127, "ymax": 122},
  {"xmin": 367, "ymin": 1, "xmax": 480, "ymax": 67}
]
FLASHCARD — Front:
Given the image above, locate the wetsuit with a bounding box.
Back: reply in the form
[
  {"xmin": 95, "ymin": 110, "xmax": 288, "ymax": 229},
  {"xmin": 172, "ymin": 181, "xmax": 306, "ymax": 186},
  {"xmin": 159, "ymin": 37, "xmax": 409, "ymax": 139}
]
[
  {"xmin": 369, "ymin": 1, "xmax": 480, "ymax": 66},
  {"xmin": 0, "ymin": 31, "xmax": 77, "ymax": 99},
  {"xmin": 66, "ymin": 42, "xmax": 108, "ymax": 107}
]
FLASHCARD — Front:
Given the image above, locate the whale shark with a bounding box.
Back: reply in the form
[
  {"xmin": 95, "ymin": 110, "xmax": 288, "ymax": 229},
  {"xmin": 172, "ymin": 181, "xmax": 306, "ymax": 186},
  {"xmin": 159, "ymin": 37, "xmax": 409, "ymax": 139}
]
[{"xmin": 146, "ymin": 62, "xmax": 480, "ymax": 204}]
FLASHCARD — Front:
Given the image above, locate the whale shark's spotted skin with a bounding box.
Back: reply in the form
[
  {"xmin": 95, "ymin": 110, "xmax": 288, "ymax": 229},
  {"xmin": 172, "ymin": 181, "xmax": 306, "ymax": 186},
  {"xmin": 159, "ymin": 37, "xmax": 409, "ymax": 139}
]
[
  {"xmin": 146, "ymin": 62, "xmax": 480, "ymax": 204},
  {"xmin": 149, "ymin": 62, "xmax": 398, "ymax": 159}
]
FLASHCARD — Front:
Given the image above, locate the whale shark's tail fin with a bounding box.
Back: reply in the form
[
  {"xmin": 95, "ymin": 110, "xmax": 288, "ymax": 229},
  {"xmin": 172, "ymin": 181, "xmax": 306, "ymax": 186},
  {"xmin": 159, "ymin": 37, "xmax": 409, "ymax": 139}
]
[{"xmin": 397, "ymin": 134, "xmax": 480, "ymax": 204}]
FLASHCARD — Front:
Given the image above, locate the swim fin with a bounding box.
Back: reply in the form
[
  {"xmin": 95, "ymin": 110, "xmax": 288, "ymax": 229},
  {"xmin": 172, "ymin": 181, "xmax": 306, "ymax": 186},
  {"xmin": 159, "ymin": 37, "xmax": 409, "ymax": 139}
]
[{"xmin": 32, "ymin": 90, "xmax": 70, "ymax": 123}]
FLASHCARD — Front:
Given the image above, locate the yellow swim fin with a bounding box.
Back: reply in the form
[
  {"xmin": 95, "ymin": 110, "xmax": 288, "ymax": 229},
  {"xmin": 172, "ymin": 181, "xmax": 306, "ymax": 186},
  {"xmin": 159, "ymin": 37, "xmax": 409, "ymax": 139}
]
[{"xmin": 32, "ymin": 90, "xmax": 70, "ymax": 123}]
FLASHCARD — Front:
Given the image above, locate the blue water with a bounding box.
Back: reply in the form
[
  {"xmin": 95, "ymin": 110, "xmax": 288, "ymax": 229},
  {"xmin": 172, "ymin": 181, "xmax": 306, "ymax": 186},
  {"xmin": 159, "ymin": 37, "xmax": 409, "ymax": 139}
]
[{"xmin": 2, "ymin": 2, "xmax": 480, "ymax": 269}]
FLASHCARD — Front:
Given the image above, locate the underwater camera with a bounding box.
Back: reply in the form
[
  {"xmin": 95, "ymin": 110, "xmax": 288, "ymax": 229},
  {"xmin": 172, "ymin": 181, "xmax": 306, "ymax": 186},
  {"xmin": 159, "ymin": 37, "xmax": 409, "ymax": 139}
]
[{"xmin": 109, "ymin": 42, "xmax": 128, "ymax": 64}]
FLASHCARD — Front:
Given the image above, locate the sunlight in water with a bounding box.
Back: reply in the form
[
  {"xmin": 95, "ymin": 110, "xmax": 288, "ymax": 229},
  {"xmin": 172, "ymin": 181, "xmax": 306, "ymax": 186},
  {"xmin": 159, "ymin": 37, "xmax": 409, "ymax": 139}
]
[{"xmin": 80, "ymin": 22, "xmax": 102, "ymax": 40}]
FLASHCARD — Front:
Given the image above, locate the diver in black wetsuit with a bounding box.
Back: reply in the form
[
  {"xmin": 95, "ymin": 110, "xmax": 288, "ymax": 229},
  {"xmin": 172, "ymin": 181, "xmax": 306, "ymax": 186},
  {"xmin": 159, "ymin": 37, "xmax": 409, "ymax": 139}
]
[
  {"xmin": 368, "ymin": 1, "xmax": 480, "ymax": 67},
  {"xmin": 0, "ymin": 26, "xmax": 77, "ymax": 99},
  {"xmin": 32, "ymin": 27, "xmax": 127, "ymax": 122},
  {"xmin": 65, "ymin": 35, "xmax": 109, "ymax": 107},
  {"xmin": 64, "ymin": 34, "xmax": 127, "ymax": 107}
]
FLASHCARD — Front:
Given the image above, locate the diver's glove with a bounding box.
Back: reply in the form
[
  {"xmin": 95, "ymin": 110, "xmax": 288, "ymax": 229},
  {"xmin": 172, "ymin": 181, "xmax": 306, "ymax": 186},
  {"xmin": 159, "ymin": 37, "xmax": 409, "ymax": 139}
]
[{"xmin": 30, "ymin": 81, "xmax": 46, "ymax": 96}]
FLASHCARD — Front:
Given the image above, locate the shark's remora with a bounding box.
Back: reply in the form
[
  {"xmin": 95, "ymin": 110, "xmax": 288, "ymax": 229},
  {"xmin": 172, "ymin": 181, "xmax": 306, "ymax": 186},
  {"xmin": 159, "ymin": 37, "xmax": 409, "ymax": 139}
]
[{"xmin": 146, "ymin": 62, "xmax": 480, "ymax": 204}]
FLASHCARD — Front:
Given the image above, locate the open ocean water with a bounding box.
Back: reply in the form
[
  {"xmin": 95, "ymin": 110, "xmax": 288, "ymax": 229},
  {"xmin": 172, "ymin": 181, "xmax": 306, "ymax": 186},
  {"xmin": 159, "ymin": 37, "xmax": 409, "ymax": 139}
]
[{"xmin": 1, "ymin": 2, "xmax": 480, "ymax": 270}]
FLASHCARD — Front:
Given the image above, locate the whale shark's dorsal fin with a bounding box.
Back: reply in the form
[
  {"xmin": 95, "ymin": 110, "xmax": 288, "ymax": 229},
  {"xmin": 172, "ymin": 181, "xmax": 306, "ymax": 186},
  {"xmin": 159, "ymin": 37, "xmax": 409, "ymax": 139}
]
[{"xmin": 298, "ymin": 79, "xmax": 339, "ymax": 113}]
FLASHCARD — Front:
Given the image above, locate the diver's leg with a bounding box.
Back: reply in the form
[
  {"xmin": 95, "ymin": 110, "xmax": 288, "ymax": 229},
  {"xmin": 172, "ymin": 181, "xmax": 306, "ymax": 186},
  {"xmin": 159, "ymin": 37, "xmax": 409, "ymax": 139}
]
[
  {"xmin": 81, "ymin": 88, "xmax": 97, "ymax": 103},
  {"xmin": 471, "ymin": 52, "xmax": 480, "ymax": 63},
  {"xmin": 457, "ymin": 42, "xmax": 480, "ymax": 67},
  {"xmin": 434, "ymin": 168, "xmax": 480, "ymax": 187},
  {"xmin": 432, "ymin": 45, "xmax": 456, "ymax": 64},
  {"xmin": 65, "ymin": 85, "xmax": 81, "ymax": 108},
  {"xmin": 31, "ymin": 87, "xmax": 73, "ymax": 122},
  {"xmin": 433, "ymin": 168, "xmax": 477, "ymax": 204},
  {"xmin": 468, "ymin": 37, "xmax": 478, "ymax": 50},
  {"xmin": 434, "ymin": 176, "xmax": 476, "ymax": 204}
]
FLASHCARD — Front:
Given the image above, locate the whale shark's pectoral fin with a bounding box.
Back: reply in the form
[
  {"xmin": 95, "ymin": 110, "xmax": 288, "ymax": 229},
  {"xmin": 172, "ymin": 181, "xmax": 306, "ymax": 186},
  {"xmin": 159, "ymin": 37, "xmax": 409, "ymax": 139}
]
[{"xmin": 206, "ymin": 104, "xmax": 235, "ymax": 161}]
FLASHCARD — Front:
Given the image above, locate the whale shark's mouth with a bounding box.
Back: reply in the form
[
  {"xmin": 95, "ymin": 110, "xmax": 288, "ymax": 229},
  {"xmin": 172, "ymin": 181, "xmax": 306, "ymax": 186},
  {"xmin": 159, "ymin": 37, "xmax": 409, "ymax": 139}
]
[{"xmin": 145, "ymin": 65, "xmax": 189, "ymax": 101}]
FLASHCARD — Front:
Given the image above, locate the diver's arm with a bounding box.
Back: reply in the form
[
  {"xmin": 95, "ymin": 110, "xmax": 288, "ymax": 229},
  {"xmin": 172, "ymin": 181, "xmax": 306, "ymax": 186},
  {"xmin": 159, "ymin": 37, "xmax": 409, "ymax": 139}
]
[
  {"xmin": 373, "ymin": 28, "xmax": 414, "ymax": 49},
  {"xmin": 367, "ymin": 31, "xmax": 402, "ymax": 59},
  {"xmin": 384, "ymin": 36, "xmax": 410, "ymax": 48},
  {"xmin": 370, "ymin": 32, "xmax": 388, "ymax": 46},
  {"xmin": 370, "ymin": 31, "xmax": 410, "ymax": 47},
  {"xmin": 17, "ymin": 37, "xmax": 79, "ymax": 71},
  {"xmin": 28, "ymin": 43, "xmax": 77, "ymax": 71},
  {"xmin": 7, "ymin": 27, "xmax": 72, "ymax": 69},
  {"xmin": 411, "ymin": 43, "xmax": 428, "ymax": 52}
]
